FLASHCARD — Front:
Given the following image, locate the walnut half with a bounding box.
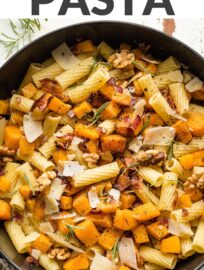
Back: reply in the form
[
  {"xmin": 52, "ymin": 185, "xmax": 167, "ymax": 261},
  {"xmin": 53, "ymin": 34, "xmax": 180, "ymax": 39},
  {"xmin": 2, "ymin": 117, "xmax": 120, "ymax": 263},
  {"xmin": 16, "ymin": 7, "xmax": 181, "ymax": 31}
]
[{"xmin": 108, "ymin": 50, "xmax": 135, "ymax": 69}]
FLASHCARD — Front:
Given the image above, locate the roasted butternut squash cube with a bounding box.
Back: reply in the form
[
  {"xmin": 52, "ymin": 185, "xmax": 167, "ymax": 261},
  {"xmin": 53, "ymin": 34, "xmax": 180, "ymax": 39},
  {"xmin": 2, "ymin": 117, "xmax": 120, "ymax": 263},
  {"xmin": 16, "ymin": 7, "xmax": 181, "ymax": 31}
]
[
  {"xmin": 11, "ymin": 111, "xmax": 24, "ymax": 125},
  {"xmin": 101, "ymin": 134, "xmax": 127, "ymax": 153},
  {"xmin": 179, "ymin": 150, "xmax": 204, "ymax": 169},
  {"xmin": 48, "ymin": 97, "xmax": 71, "ymax": 115},
  {"xmin": 73, "ymin": 192, "xmax": 91, "ymax": 215},
  {"xmin": 173, "ymin": 121, "xmax": 192, "ymax": 144},
  {"xmin": 100, "ymin": 101, "xmax": 121, "ymax": 120},
  {"xmin": 0, "ymin": 176, "xmax": 10, "ymax": 193},
  {"xmin": 32, "ymin": 199, "xmax": 45, "ymax": 220},
  {"xmin": 150, "ymin": 113, "xmax": 164, "ymax": 126},
  {"xmin": 85, "ymin": 140, "xmax": 98, "ymax": 153},
  {"xmin": 73, "ymin": 101, "xmax": 92, "ymax": 119},
  {"xmin": 112, "ymin": 93, "xmax": 131, "ymax": 106},
  {"xmin": 32, "ymin": 234, "xmax": 52, "ymax": 253},
  {"xmin": 178, "ymin": 194, "xmax": 192, "ymax": 208},
  {"xmin": 87, "ymin": 213, "xmax": 112, "ymax": 228},
  {"xmin": 192, "ymin": 90, "xmax": 204, "ymax": 101},
  {"xmin": 118, "ymin": 266, "xmax": 131, "ymax": 270},
  {"xmin": 75, "ymin": 123, "xmax": 99, "ymax": 140},
  {"xmin": 58, "ymin": 216, "xmax": 74, "ymax": 234},
  {"xmin": 4, "ymin": 126, "xmax": 22, "ymax": 151},
  {"xmin": 52, "ymin": 149, "xmax": 68, "ymax": 165},
  {"xmin": 21, "ymin": 83, "xmax": 38, "ymax": 98},
  {"xmin": 133, "ymin": 203, "xmax": 160, "ymax": 222},
  {"xmin": 114, "ymin": 209, "xmax": 137, "ymax": 231},
  {"xmin": 25, "ymin": 198, "xmax": 36, "ymax": 212},
  {"xmin": 99, "ymin": 84, "xmax": 115, "ymax": 99},
  {"xmin": 120, "ymin": 193, "xmax": 136, "ymax": 210},
  {"xmin": 19, "ymin": 136, "xmax": 35, "ymax": 156},
  {"xmin": 0, "ymin": 200, "xmax": 11, "ymax": 220},
  {"xmin": 60, "ymin": 196, "xmax": 73, "ymax": 210},
  {"xmin": 187, "ymin": 112, "xmax": 204, "ymax": 137},
  {"xmin": 160, "ymin": 236, "xmax": 181, "ymax": 254},
  {"xmin": 146, "ymin": 221, "xmax": 169, "ymax": 240},
  {"xmin": 187, "ymin": 189, "xmax": 203, "ymax": 202},
  {"xmin": 19, "ymin": 185, "xmax": 32, "ymax": 199},
  {"xmin": 74, "ymin": 219, "xmax": 100, "ymax": 247},
  {"xmin": 133, "ymin": 225, "xmax": 149, "ymax": 244},
  {"xmin": 98, "ymin": 227, "xmax": 123, "ymax": 250},
  {"xmin": 63, "ymin": 254, "xmax": 89, "ymax": 270},
  {"xmin": 74, "ymin": 40, "xmax": 96, "ymax": 54},
  {"xmin": 0, "ymin": 100, "xmax": 9, "ymax": 115},
  {"xmin": 97, "ymin": 201, "xmax": 118, "ymax": 214}
]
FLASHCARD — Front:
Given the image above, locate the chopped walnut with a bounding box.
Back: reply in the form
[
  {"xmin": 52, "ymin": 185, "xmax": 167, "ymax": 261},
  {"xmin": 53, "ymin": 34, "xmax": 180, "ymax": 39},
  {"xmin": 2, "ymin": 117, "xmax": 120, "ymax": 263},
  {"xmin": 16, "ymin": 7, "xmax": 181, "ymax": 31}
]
[
  {"xmin": 0, "ymin": 146, "xmax": 15, "ymax": 156},
  {"xmin": 34, "ymin": 171, "xmax": 56, "ymax": 192},
  {"xmin": 135, "ymin": 151, "xmax": 166, "ymax": 166},
  {"xmin": 25, "ymin": 256, "xmax": 39, "ymax": 266},
  {"xmin": 108, "ymin": 50, "xmax": 135, "ymax": 69},
  {"xmin": 48, "ymin": 248, "xmax": 70, "ymax": 261},
  {"xmin": 83, "ymin": 153, "xmax": 100, "ymax": 168},
  {"xmin": 185, "ymin": 173, "xmax": 204, "ymax": 191}
]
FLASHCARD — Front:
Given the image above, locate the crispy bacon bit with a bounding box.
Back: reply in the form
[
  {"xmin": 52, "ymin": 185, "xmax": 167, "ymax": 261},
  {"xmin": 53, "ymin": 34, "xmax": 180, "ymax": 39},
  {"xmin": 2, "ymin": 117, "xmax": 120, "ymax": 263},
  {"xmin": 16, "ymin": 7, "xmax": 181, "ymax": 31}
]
[
  {"xmin": 135, "ymin": 151, "xmax": 166, "ymax": 166},
  {"xmin": 130, "ymin": 176, "xmax": 143, "ymax": 190},
  {"xmin": 114, "ymin": 174, "xmax": 130, "ymax": 191},
  {"xmin": 160, "ymin": 88, "xmax": 176, "ymax": 110},
  {"xmin": 131, "ymin": 115, "xmax": 141, "ymax": 130},
  {"xmin": 56, "ymin": 134, "xmax": 74, "ymax": 149},
  {"xmin": 25, "ymin": 256, "xmax": 39, "ymax": 266},
  {"xmin": 123, "ymin": 115, "xmax": 131, "ymax": 124},
  {"xmin": 40, "ymin": 79, "xmax": 65, "ymax": 100},
  {"xmin": 34, "ymin": 93, "xmax": 52, "ymax": 111},
  {"xmin": 182, "ymin": 208, "xmax": 189, "ymax": 217},
  {"xmin": 114, "ymin": 86, "xmax": 123, "ymax": 93},
  {"xmin": 108, "ymin": 77, "xmax": 117, "ymax": 86},
  {"xmin": 158, "ymin": 217, "xmax": 169, "ymax": 226}
]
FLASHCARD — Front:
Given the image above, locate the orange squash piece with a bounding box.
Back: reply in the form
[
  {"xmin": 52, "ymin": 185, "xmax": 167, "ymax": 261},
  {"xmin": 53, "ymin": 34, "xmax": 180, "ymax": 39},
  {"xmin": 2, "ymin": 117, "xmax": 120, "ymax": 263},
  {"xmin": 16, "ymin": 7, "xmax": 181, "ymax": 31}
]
[
  {"xmin": 4, "ymin": 126, "xmax": 22, "ymax": 150},
  {"xmin": 0, "ymin": 200, "xmax": 11, "ymax": 220},
  {"xmin": 48, "ymin": 97, "xmax": 71, "ymax": 115},
  {"xmin": 178, "ymin": 194, "xmax": 192, "ymax": 208},
  {"xmin": 99, "ymin": 84, "xmax": 115, "ymax": 99},
  {"xmin": 73, "ymin": 101, "xmax": 92, "ymax": 119},
  {"xmin": 146, "ymin": 221, "xmax": 169, "ymax": 240},
  {"xmin": 160, "ymin": 236, "xmax": 181, "ymax": 254},
  {"xmin": 73, "ymin": 192, "xmax": 91, "ymax": 215},
  {"xmin": 179, "ymin": 150, "xmax": 204, "ymax": 169},
  {"xmin": 60, "ymin": 196, "xmax": 73, "ymax": 210},
  {"xmin": 21, "ymin": 83, "xmax": 38, "ymax": 98},
  {"xmin": 0, "ymin": 176, "xmax": 10, "ymax": 193},
  {"xmin": 86, "ymin": 213, "xmax": 112, "ymax": 228},
  {"xmin": 98, "ymin": 227, "xmax": 123, "ymax": 250},
  {"xmin": 173, "ymin": 121, "xmax": 192, "ymax": 144},
  {"xmin": 32, "ymin": 234, "xmax": 52, "ymax": 253},
  {"xmin": 114, "ymin": 209, "xmax": 137, "ymax": 231},
  {"xmin": 19, "ymin": 136, "xmax": 35, "ymax": 156},
  {"xmin": 133, "ymin": 225, "xmax": 149, "ymax": 244},
  {"xmin": 52, "ymin": 149, "xmax": 68, "ymax": 165},
  {"xmin": 101, "ymin": 134, "xmax": 127, "ymax": 153},
  {"xmin": 100, "ymin": 101, "xmax": 121, "ymax": 120},
  {"xmin": 75, "ymin": 123, "xmax": 99, "ymax": 140},
  {"xmin": 133, "ymin": 203, "xmax": 160, "ymax": 222},
  {"xmin": 63, "ymin": 254, "xmax": 89, "ymax": 270},
  {"xmin": 0, "ymin": 100, "xmax": 9, "ymax": 115},
  {"xmin": 120, "ymin": 193, "xmax": 136, "ymax": 209},
  {"xmin": 74, "ymin": 40, "xmax": 96, "ymax": 54},
  {"xmin": 187, "ymin": 111, "xmax": 204, "ymax": 136},
  {"xmin": 19, "ymin": 185, "xmax": 32, "ymax": 199}
]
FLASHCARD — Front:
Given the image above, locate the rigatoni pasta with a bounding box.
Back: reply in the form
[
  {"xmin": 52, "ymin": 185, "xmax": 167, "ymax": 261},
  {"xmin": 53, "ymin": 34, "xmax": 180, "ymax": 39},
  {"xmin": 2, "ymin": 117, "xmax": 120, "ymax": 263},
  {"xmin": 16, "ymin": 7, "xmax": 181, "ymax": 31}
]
[{"xmin": 0, "ymin": 40, "xmax": 204, "ymax": 270}]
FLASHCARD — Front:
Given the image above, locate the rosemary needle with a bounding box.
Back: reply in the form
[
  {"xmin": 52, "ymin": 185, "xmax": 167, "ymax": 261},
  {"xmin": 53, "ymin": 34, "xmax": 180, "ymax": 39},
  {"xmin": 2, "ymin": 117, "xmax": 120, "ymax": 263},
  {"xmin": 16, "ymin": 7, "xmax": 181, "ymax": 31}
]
[
  {"xmin": 88, "ymin": 102, "xmax": 110, "ymax": 126},
  {"xmin": 24, "ymin": 174, "xmax": 35, "ymax": 195},
  {"xmin": 65, "ymin": 224, "xmax": 83, "ymax": 241},
  {"xmin": 112, "ymin": 238, "xmax": 120, "ymax": 260},
  {"xmin": 0, "ymin": 19, "xmax": 41, "ymax": 58}
]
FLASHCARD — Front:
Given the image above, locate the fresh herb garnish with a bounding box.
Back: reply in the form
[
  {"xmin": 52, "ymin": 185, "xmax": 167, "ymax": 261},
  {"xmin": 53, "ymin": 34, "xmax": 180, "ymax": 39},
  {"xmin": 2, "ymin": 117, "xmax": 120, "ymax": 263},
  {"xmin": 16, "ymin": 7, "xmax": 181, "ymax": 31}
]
[
  {"xmin": 88, "ymin": 102, "xmax": 110, "ymax": 126},
  {"xmin": 112, "ymin": 238, "xmax": 120, "ymax": 260},
  {"xmin": 167, "ymin": 140, "xmax": 175, "ymax": 160},
  {"xmin": 24, "ymin": 174, "xmax": 35, "ymax": 195},
  {"xmin": 0, "ymin": 19, "xmax": 41, "ymax": 58},
  {"xmin": 140, "ymin": 115, "xmax": 150, "ymax": 134},
  {"xmin": 65, "ymin": 224, "xmax": 83, "ymax": 241}
]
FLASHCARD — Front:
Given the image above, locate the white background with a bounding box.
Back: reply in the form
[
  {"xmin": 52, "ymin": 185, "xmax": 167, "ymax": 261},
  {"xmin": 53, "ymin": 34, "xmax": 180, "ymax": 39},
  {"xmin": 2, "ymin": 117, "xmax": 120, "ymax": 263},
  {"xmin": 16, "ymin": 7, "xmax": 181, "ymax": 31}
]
[{"xmin": 0, "ymin": 18, "xmax": 203, "ymax": 65}]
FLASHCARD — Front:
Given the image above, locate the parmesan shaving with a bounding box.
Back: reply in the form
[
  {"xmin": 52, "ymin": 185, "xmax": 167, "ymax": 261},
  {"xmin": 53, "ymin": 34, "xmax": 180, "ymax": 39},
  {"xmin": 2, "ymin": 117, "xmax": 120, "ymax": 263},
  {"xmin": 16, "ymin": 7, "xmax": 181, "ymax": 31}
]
[
  {"xmin": 24, "ymin": 232, "xmax": 40, "ymax": 244},
  {"xmin": 108, "ymin": 189, "xmax": 120, "ymax": 202},
  {"xmin": 39, "ymin": 222, "xmax": 54, "ymax": 233},
  {"xmin": 118, "ymin": 237, "xmax": 138, "ymax": 269},
  {"xmin": 90, "ymin": 253, "xmax": 113, "ymax": 270},
  {"xmin": 168, "ymin": 219, "xmax": 194, "ymax": 237},
  {"xmin": 185, "ymin": 77, "xmax": 203, "ymax": 93},
  {"xmin": 88, "ymin": 191, "xmax": 100, "ymax": 208},
  {"xmin": 23, "ymin": 114, "xmax": 43, "ymax": 143},
  {"xmin": 128, "ymin": 137, "xmax": 143, "ymax": 153},
  {"xmin": 143, "ymin": 127, "xmax": 176, "ymax": 146},
  {"xmin": 49, "ymin": 178, "xmax": 66, "ymax": 200},
  {"xmin": 46, "ymin": 232, "xmax": 84, "ymax": 253},
  {"xmin": 51, "ymin": 43, "xmax": 80, "ymax": 70},
  {"xmin": 133, "ymin": 98, "xmax": 146, "ymax": 116},
  {"xmin": 45, "ymin": 195, "xmax": 59, "ymax": 215},
  {"xmin": 71, "ymin": 137, "xmax": 84, "ymax": 145},
  {"xmin": 62, "ymin": 161, "xmax": 85, "ymax": 177}
]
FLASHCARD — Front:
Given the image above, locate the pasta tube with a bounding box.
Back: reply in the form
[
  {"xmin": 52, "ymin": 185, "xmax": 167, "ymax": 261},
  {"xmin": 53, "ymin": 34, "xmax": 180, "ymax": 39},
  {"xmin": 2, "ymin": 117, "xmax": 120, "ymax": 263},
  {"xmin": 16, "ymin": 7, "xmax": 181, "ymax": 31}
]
[
  {"xmin": 192, "ymin": 220, "xmax": 204, "ymax": 253},
  {"xmin": 67, "ymin": 69, "xmax": 110, "ymax": 103},
  {"xmin": 138, "ymin": 74, "xmax": 159, "ymax": 99},
  {"xmin": 157, "ymin": 56, "xmax": 181, "ymax": 74},
  {"xmin": 19, "ymin": 63, "xmax": 42, "ymax": 90},
  {"xmin": 138, "ymin": 167, "xmax": 164, "ymax": 187},
  {"xmin": 139, "ymin": 246, "xmax": 177, "ymax": 269},
  {"xmin": 10, "ymin": 94, "xmax": 34, "ymax": 113},
  {"xmin": 73, "ymin": 162, "xmax": 120, "ymax": 187},
  {"xmin": 169, "ymin": 83, "xmax": 189, "ymax": 114},
  {"xmin": 180, "ymin": 238, "xmax": 195, "ymax": 257}
]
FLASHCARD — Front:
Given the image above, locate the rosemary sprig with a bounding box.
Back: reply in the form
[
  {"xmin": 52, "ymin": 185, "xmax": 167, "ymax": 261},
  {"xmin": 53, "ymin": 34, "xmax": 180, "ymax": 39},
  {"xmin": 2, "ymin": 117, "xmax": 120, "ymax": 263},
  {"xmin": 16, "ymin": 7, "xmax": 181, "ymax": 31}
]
[
  {"xmin": 24, "ymin": 174, "xmax": 35, "ymax": 195},
  {"xmin": 112, "ymin": 238, "xmax": 120, "ymax": 260},
  {"xmin": 65, "ymin": 224, "xmax": 83, "ymax": 241},
  {"xmin": 88, "ymin": 102, "xmax": 110, "ymax": 126},
  {"xmin": 140, "ymin": 114, "xmax": 150, "ymax": 134},
  {"xmin": 0, "ymin": 19, "xmax": 41, "ymax": 58}
]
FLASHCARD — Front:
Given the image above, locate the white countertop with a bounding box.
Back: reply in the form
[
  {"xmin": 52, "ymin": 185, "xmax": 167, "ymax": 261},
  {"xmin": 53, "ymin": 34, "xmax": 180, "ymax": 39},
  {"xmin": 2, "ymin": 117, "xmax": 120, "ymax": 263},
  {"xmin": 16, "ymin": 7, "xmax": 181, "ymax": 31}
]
[{"xmin": 0, "ymin": 18, "xmax": 203, "ymax": 66}]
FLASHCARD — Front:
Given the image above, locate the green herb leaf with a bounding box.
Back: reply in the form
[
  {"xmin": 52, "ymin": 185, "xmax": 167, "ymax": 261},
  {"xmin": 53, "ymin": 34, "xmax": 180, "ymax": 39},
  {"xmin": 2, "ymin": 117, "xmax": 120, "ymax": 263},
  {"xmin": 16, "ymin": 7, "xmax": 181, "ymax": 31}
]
[
  {"xmin": 24, "ymin": 174, "xmax": 35, "ymax": 195},
  {"xmin": 0, "ymin": 19, "xmax": 42, "ymax": 59},
  {"xmin": 167, "ymin": 140, "xmax": 175, "ymax": 161},
  {"xmin": 65, "ymin": 224, "xmax": 84, "ymax": 242},
  {"xmin": 88, "ymin": 102, "xmax": 110, "ymax": 126},
  {"xmin": 140, "ymin": 115, "xmax": 150, "ymax": 134},
  {"xmin": 112, "ymin": 238, "xmax": 120, "ymax": 260}
]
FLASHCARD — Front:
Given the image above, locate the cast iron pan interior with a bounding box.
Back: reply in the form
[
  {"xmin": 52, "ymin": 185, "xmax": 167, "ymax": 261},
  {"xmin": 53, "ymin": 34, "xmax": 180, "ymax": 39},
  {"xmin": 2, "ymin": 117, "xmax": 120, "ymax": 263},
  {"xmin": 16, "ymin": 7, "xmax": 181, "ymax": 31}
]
[{"xmin": 0, "ymin": 21, "xmax": 204, "ymax": 270}]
